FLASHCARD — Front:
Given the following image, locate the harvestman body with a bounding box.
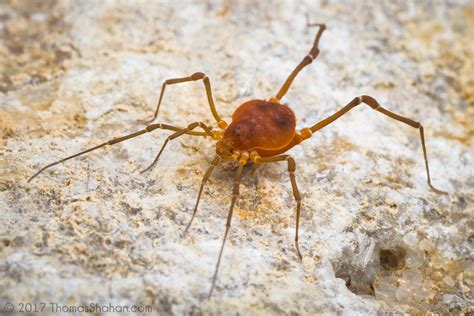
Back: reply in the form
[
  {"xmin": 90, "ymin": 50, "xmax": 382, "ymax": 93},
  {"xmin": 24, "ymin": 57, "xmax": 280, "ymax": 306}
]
[{"xmin": 28, "ymin": 24, "xmax": 446, "ymax": 297}]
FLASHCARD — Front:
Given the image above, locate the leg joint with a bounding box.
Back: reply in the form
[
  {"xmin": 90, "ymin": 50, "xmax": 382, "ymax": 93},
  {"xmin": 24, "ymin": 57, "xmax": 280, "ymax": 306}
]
[
  {"xmin": 217, "ymin": 120, "xmax": 228, "ymax": 129},
  {"xmin": 187, "ymin": 122, "xmax": 200, "ymax": 129},
  {"xmin": 360, "ymin": 95, "xmax": 381, "ymax": 109},
  {"xmin": 191, "ymin": 72, "xmax": 205, "ymax": 80},
  {"xmin": 286, "ymin": 156, "xmax": 296, "ymax": 172},
  {"xmin": 145, "ymin": 124, "xmax": 161, "ymax": 132},
  {"xmin": 211, "ymin": 156, "xmax": 222, "ymax": 166}
]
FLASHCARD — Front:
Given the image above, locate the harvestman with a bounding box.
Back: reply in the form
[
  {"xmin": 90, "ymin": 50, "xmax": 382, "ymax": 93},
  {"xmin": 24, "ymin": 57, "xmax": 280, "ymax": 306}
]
[{"xmin": 28, "ymin": 24, "xmax": 446, "ymax": 296}]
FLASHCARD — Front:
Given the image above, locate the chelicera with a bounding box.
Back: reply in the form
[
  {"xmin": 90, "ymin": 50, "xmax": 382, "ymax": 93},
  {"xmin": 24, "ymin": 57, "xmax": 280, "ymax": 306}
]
[{"xmin": 28, "ymin": 24, "xmax": 446, "ymax": 297}]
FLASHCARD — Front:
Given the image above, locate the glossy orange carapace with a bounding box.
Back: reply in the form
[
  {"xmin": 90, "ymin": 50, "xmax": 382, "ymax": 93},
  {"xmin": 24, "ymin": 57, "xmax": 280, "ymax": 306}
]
[
  {"xmin": 226, "ymin": 99, "xmax": 296, "ymax": 150},
  {"xmin": 216, "ymin": 99, "xmax": 313, "ymax": 159}
]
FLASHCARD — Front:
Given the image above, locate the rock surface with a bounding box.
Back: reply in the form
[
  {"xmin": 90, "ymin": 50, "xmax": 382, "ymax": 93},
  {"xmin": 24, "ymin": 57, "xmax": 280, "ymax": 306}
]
[{"xmin": 1, "ymin": 0, "xmax": 473, "ymax": 314}]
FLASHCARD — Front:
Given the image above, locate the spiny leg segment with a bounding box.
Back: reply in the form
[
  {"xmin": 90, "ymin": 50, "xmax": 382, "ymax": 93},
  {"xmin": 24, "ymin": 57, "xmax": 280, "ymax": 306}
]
[
  {"xmin": 256, "ymin": 155, "xmax": 303, "ymax": 260},
  {"xmin": 274, "ymin": 23, "xmax": 326, "ymax": 101},
  {"xmin": 27, "ymin": 123, "xmax": 209, "ymax": 182},
  {"xmin": 209, "ymin": 163, "xmax": 245, "ymax": 298},
  {"xmin": 183, "ymin": 156, "xmax": 222, "ymax": 236},
  {"xmin": 305, "ymin": 95, "xmax": 446, "ymax": 194},
  {"xmin": 146, "ymin": 72, "xmax": 227, "ymax": 128}
]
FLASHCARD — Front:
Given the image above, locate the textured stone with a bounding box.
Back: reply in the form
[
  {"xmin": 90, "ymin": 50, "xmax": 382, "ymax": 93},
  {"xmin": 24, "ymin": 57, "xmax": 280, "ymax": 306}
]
[{"xmin": 1, "ymin": 1, "xmax": 473, "ymax": 314}]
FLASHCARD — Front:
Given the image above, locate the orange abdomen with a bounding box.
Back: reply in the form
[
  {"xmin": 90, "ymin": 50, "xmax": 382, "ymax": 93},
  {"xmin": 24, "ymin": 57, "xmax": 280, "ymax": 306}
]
[{"xmin": 223, "ymin": 99, "xmax": 296, "ymax": 152}]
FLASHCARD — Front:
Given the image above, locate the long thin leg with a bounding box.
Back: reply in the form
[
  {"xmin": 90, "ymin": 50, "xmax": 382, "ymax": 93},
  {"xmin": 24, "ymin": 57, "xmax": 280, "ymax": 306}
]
[
  {"xmin": 255, "ymin": 155, "xmax": 303, "ymax": 260},
  {"xmin": 209, "ymin": 163, "xmax": 244, "ymax": 298},
  {"xmin": 306, "ymin": 95, "xmax": 446, "ymax": 194},
  {"xmin": 28, "ymin": 123, "xmax": 207, "ymax": 183},
  {"xmin": 274, "ymin": 23, "xmax": 326, "ymax": 101},
  {"xmin": 145, "ymin": 72, "xmax": 226, "ymax": 128},
  {"xmin": 183, "ymin": 156, "xmax": 222, "ymax": 236},
  {"xmin": 140, "ymin": 122, "xmax": 214, "ymax": 174}
]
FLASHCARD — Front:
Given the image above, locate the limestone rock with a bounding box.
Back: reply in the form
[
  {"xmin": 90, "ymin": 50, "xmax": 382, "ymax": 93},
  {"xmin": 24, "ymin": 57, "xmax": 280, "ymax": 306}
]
[{"xmin": 1, "ymin": 1, "xmax": 472, "ymax": 314}]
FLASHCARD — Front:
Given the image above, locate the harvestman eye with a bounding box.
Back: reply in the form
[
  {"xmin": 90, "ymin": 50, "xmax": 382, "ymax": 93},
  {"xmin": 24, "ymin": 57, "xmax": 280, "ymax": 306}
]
[{"xmin": 28, "ymin": 23, "xmax": 447, "ymax": 298}]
